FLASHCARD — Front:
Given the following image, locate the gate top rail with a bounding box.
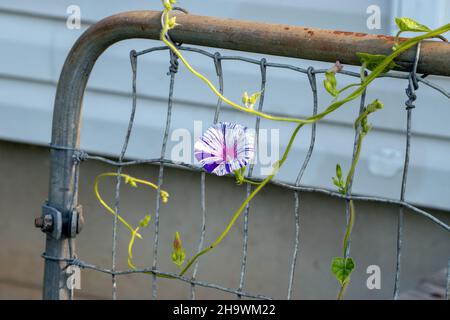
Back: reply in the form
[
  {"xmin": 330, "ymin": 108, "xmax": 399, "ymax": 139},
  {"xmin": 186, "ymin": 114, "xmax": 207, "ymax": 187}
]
[{"xmin": 68, "ymin": 10, "xmax": 450, "ymax": 77}]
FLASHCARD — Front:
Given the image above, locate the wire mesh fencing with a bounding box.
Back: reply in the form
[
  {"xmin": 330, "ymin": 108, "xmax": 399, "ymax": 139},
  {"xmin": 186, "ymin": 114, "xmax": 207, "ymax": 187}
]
[
  {"xmin": 38, "ymin": 11, "xmax": 450, "ymax": 300},
  {"xmin": 41, "ymin": 42, "xmax": 450, "ymax": 300}
]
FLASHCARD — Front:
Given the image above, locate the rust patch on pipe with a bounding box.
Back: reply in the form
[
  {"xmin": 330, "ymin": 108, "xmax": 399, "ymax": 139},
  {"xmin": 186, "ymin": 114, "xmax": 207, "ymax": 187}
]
[{"xmin": 61, "ymin": 11, "xmax": 450, "ymax": 80}]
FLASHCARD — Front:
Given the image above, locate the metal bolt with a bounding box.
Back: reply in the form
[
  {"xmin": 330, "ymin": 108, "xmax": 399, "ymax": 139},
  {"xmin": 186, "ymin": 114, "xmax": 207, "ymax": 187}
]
[
  {"xmin": 35, "ymin": 214, "xmax": 53, "ymax": 232},
  {"xmin": 77, "ymin": 212, "xmax": 84, "ymax": 234},
  {"xmin": 35, "ymin": 216, "xmax": 43, "ymax": 228}
]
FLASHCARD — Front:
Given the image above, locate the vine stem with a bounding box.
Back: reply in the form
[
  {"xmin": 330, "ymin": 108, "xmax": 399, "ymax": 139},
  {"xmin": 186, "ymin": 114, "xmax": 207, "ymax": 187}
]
[
  {"xmin": 94, "ymin": 173, "xmax": 170, "ymax": 238},
  {"xmin": 161, "ymin": 6, "xmax": 450, "ymax": 126},
  {"xmin": 128, "ymin": 226, "xmax": 140, "ymax": 269},
  {"xmin": 337, "ymin": 281, "xmax": 349, "ymax": 300},
  {"xmin": 342, "ymin": 200, "xmax": 356, "ymax": 258},
  {"xmin": 335, "ymin": 118, "xmax": 367, "ymax": 299}
]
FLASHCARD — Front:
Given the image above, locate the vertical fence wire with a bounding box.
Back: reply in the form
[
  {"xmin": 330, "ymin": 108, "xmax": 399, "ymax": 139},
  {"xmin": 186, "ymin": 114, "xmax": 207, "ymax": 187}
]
[
  {"xmin": 110, "ymin": 50, "xmax": 139, "ymax": 299},
  {"xmin": 394, "ymin": 43, "xmax": 421, "ymax": 300},
  {"xmin": 237, "ymin": 58, "xmax": 267, "ymax": 299},
  {"xmin": 446, "ymin": 258, "xmax": 450, "ymax": 300},
  {"xmin": 68, "ymin": 151, "xmax": 83, "ymax": 300},
  {"xmin": 151, "ymin": 49, "xmax": 179, "ymax": 299},
  {"xmin": 287, "ymin": 67, "xmax": 318, "ymax": 299},
  {"xmin": 190, "ymin": 52, "xmax": 224, "ymax": 299}
]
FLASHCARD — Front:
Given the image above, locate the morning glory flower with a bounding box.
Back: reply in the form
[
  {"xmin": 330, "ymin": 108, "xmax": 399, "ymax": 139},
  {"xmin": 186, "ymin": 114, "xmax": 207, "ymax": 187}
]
[{"xmin": 194, "ymin": 122, "xmax": 255, "ymax": 176}]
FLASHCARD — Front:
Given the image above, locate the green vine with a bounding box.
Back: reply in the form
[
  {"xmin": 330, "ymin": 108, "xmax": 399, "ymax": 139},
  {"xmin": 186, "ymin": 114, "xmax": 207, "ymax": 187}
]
[{"xmin": 93, "ymin": 0, "xmax": 450, "ymax": 299}]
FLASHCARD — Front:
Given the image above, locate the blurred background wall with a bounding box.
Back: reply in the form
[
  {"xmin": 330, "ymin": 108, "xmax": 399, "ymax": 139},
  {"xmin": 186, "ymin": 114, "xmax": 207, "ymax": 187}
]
[
  {"xmin": 0, "ymin": 0, "xmax": 449, "ymax": 299},
  {"xmin": 1, "ymin": 140, "xmax": 449, "ymax": 299}
]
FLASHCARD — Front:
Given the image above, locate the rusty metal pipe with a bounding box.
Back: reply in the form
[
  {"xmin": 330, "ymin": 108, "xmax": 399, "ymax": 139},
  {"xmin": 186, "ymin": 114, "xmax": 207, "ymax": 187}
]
[{"xmin": 44, "ymin": 10, "xmax": 449, "ymax": 299}]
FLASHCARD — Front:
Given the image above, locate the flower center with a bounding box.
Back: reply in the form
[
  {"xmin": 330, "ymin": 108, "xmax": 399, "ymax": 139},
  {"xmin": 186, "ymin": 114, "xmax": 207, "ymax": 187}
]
[{"xmin": 224, "ymin": 145, "xmax": 237, "ymax": 162}]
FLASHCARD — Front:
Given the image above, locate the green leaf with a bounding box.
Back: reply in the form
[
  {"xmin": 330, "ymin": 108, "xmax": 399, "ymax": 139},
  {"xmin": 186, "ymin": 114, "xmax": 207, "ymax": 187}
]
[
  {"xmin": 356, "ymin": 52, "xmax": 400, "ymax": 73},
  {"xmin": 324, "ymin": 71, "xmax": 339, "ymax": 97},
  {"xmin": 331, "ymin": 257, "xmax": 355, "ymax": 285},
  {"xmin": 395, "ymin": 17, "xmax": 431, "ymax": 33},
  {"xmin": 249, "ymin": 91, "xmax": 262, "ymax": 106}
]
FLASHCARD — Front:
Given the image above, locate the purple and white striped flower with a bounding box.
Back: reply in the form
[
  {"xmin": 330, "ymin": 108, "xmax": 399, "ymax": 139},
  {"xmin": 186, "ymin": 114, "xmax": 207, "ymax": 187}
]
[{"xmin": 194, "ymin": 122, "xmax": 255, "ymax": 176}]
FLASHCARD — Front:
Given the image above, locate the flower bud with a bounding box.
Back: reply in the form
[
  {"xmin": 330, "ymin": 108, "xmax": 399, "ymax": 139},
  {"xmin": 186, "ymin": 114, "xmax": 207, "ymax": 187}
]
[
  {"xmin": 171, "ymin": 231, "xmax": 186, "ymax": 267},
  {"xmin": 161, "ymin": 191, "xmax": 169, "ymax": 203},
  {"xmin": 139, "ymin": 214, "xmax": 152, "ymax": 228},
  {"xmin": 173, "ymin": 231, "xmax": 182, "ymax": 250},
  {"xmin": 124, "ymin": 176, "xmax": 138, "ymax": 188}
]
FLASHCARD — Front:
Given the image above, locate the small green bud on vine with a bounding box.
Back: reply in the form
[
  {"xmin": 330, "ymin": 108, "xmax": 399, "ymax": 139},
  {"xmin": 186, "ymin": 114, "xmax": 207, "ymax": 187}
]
[
  {"xmin": 332, "ymin": 163, "xmax": 345, "ymax": 194},
  {"xmin": 324, "ymin": 70, "xmax": 338, "ymax": 97},
  {"xmin": 124, "ymin": 176, "xmax": 138, "ymax": 188},
  {"xmin": 161, "ymin": 191, "xmax": 169, "ymax": 203},
  {"xmin": 365, "ymin": 99, "xmax": 384, "ymax": 114},
  {"xmin": 242, "ymin": 91, "xmax": 262, "ymax": 109},
  {"xmin": 336, "ymin": 164, "xmax": 342, "ymax": 180},
  {"xmin": 249, "ymin": 91, "xmax": 261, "ymax": 106},
  {"xmin": 167, "ymin": 17, "xmax": 178, "ymax": 30},
  {"xmin": 139, "ymin": 214, "xmax": 152, "ymax": 228},
  {"xmin": 242, "ymin": 91, "xmax": 249, "ymax": 105},
  {"xmin": 171, "ymin": 231, "xmax": 186, "ymax": 268},
  {"xmin": 234, "ymin": 168, "xmax": 245, "ymax": 185}
]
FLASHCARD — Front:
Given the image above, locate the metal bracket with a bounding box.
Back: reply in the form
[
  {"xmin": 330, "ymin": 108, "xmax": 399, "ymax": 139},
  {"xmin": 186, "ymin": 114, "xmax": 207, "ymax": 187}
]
[{"xmin": 36, "ymin": 203, "xmax": 84, "ymax": 239}]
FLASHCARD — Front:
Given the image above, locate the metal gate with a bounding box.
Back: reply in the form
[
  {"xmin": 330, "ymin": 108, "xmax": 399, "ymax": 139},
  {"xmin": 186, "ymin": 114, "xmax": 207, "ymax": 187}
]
[{"xmin": 36, "ymin": 10, "xmax": 450, "ymax": 300}]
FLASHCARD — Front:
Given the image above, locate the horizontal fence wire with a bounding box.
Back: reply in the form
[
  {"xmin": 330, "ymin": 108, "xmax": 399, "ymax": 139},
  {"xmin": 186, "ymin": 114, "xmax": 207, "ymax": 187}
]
[{"xmin": 44, "ymin": 44, "xmax": 450, "ymax": 300}]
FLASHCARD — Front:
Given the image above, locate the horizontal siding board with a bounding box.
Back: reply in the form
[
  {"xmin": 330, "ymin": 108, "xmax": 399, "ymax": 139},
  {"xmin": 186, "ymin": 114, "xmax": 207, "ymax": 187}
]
[
  {"xmin": 1, "ymin": 10, "xmax": 450, "ymax": 136},
  {"xmin": 2, "ymin": 76, "xmax": 450, "ymax": 209}
]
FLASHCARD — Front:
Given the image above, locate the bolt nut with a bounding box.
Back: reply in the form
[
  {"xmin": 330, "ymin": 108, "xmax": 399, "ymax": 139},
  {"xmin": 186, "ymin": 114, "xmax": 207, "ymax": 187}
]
[{"xmin": 35, "ymin": 214, "xmax": 53, "ymax": 232}]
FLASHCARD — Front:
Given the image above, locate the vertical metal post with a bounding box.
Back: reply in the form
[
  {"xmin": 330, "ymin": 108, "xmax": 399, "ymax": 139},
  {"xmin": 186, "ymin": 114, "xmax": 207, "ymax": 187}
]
[
  {"xmin": 41, "ymin": 11, "xmax": 163, "ymax": 300},
  {"xmin": 42, "ymin": 236, "xmax": 71, "ymax": 299}
]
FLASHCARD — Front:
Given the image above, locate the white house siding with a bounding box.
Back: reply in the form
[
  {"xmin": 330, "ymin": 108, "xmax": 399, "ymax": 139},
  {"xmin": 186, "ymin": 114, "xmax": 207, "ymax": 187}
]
[{"xmin": 1, "ymin": 0, "xmax": 450, "ymax": 209}]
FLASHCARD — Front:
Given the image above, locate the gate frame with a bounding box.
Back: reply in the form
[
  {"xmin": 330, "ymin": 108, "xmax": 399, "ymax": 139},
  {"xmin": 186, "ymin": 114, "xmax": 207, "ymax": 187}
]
[{"xmin": 41, "ymin": 10, "xmax": 450, "ymax": 299}]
